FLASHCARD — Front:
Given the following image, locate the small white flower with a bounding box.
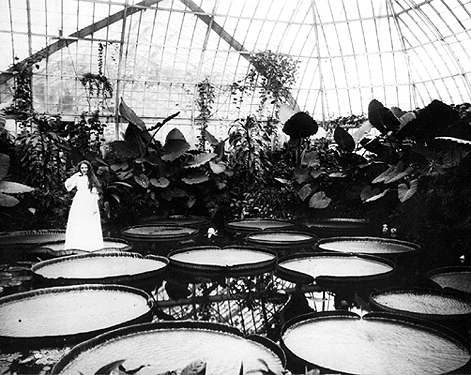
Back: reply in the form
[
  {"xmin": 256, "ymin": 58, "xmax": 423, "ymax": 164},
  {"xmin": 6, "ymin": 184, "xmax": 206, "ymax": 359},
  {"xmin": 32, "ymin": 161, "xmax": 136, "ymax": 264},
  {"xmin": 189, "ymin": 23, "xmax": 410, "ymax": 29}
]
[{"xmin": 206, "ymin": 227, "xmax": 217, "ymax": 238}]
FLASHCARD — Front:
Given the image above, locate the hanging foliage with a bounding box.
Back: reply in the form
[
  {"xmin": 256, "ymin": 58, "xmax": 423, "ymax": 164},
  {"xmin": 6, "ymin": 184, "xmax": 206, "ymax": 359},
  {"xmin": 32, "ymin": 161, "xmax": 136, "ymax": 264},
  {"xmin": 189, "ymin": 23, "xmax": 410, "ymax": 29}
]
[{"xmin": 195, "ymin": 78, "xmax": 215, "ymax": 151}]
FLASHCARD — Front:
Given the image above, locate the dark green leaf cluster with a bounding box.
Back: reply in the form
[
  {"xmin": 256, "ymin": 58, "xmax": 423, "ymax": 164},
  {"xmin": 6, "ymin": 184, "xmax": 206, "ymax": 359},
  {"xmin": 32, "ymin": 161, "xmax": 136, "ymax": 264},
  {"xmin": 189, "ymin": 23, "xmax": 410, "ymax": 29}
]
[{"xmin": 102, "ymin": 100, "xmax": 229, "ymax": 219}]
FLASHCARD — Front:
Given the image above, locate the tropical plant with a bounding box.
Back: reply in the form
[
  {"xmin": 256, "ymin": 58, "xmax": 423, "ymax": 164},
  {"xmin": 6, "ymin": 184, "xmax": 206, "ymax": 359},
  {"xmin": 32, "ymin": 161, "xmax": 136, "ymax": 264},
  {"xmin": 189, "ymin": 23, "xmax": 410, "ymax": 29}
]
[
  {"xmin": 0, "ymin": 109, "xmax": 14, "ymax": 156},
  {"xmin": 0, "ymin": 153, "xmax": 34, "ymax": 207},
  {"xmin": 65, "ymin": 110, "xmax": 107, "ymax": 162},
  {"xmin": 102, "ymin": 99, "xmax": 229, "ymax": 220},
  {"xmin": 223, "ymin": 115, "xmax": 298, "ymax": 219},
  {"xmin": 231, "ymin": 50, "xmax": 299, "ymax": 137},
  {"xmin": 361, "ymin": 99, "xmax": 471, "ymax": 266},
  {"xmin": 14, "ymin": 113, "xmax": 68, "ymax": 190},
  {"xmin": 292, "ymin": 98, "xmax": 471, "ymax": 268},
  {"xmin": 2, "ymin": 54, "xmax": 43, "ymax": 119},
  {"xmin": 292, "ymin": 119, "xmax": 373, "ymax": 215},
  {"xmin": 247, "ymin": 50, "xmax": 299, "ymax": 112}
]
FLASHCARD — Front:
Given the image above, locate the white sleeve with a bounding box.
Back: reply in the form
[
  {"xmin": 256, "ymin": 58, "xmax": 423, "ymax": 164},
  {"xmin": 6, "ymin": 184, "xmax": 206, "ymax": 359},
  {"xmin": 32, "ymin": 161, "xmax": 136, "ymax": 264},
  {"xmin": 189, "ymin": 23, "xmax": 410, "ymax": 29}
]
[{"xmin": 65, "ymin": 174, "xmax": 78, "ymax": 191}]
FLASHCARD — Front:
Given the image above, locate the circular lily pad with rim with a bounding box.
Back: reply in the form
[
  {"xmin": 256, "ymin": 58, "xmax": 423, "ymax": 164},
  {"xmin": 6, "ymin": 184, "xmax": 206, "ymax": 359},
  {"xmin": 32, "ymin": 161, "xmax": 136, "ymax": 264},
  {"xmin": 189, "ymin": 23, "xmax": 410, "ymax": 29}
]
[
  {"xmin": 31, "ymin": 251, "xmax": 168, "ymax": 291},
  {"xmin": 51, "ymin": 320, "xmax": 286, "ymax": 375},
  {"xmin": 168, "ymin": 245, "xmax": 277, "ymax": 279},
  {"xmin": 280, "ymin": 310, "xmax": 470, "ymax": 375},
  {"xmin": 0, "ymin": 283, "xmax": 153, "ymax": 350}
]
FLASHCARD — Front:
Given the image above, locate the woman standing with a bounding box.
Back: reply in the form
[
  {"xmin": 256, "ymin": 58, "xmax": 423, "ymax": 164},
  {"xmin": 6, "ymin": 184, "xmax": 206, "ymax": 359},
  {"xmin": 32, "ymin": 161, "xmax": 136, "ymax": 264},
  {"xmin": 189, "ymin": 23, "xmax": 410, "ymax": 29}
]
[{"xmin": 64, "ymin": 160, "xmax": 104, "ymax": 251}]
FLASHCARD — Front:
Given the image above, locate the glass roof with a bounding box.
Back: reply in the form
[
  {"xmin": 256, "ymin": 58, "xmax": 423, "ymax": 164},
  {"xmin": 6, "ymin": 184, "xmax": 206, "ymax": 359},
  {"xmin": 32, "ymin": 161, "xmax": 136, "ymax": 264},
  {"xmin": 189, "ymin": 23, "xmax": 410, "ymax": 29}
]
[{"xmin": 1, "ymin": 0, "xmax": 470, "ymax": 140}]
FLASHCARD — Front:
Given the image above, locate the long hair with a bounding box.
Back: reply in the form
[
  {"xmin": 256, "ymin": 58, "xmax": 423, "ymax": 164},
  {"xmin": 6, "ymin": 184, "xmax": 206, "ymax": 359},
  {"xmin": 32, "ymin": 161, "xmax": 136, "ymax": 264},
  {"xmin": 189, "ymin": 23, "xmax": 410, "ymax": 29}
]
[{"xmin": 76, "ymin": 160, "xmax": 102, "ymax": 194}]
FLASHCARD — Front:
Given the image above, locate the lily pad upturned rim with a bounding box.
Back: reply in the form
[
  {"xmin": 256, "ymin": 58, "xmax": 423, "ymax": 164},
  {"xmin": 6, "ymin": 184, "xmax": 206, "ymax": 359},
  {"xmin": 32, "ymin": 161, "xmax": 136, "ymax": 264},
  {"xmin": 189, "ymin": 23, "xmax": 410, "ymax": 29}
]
[
  {"xmin": 168, "ymin": 245, "xmax": 278, "ymax": 278},
  {"xmin": 427, "ymin": 266, "xmax": 471, "ymax": 295},
  {"xmin": 275, "ymin": 252, "xmax": 396, "ymax": 285},
  {"xmin": 427, "ymin": 266, "xmax": 471, "ymax": 279},
  {"xmin": 245, "ymin": 230, "xmax": 318, "ymax": 248},
  {"xmin": 225, "ymin": 218, "xmax": 297, "ymax": 233},
  {"xmin": 28, "ymin": 237, "xmax": 134, "ymax": 258},
  {"xmin": 138, "ymin": 214, "xmax": 212, "ymax": 228},
  {"xmin": 303, "ymin": 217, "xmax": 370, "ymax": 228},
  {"xmin": 31, "ymin": 251, "xmax": 169, "ymax": 285},
  {"xmin": 0, "ymin": 229, "xmax": 66, "ymax": 246},
  {"xmin": 279, "ymin": 310, "xmax": 470, "ymax": 375},
  {"xmin": 369, "ymin": 286, "xmax": 471, "ymax": 320},
  {"xmin": 51, "ymin": 320, "xmax": 287, "ymax": 375},
  {"xmin": 0, "ymin": 283, "xmax": 153, "ymax": 347},
  {"xmin": 316, "ymin": 236, "xmax": 421, "ymax": 255},
  {"xmin": 120, "ymin": 224, "xmax": 199, "ymax": 241}
]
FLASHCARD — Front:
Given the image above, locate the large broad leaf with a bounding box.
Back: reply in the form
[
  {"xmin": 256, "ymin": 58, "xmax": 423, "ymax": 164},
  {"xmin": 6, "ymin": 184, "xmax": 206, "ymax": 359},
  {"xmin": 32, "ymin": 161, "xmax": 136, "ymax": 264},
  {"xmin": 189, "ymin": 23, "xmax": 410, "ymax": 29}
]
[
  {"xmin": 368, "ymin": 99, "xmax": 400, "ymax": 135},
  {"xmin": 150, "ymin": 177, "xmax": 170, "ymax": 188},
  {"xmin": 371, "ymin": 164, "xmax": 394, "ymax": 184},
  {"xmin": 209, "ymin": 160, "xmax": 226, "ymax": 174},
  {"xmin": 309, "ymin": 191, "xmax": 332, "ymax": 209},
  {"xmin": 294, "ymin": 168, "xmax": 310, "ymax": 184},
  {"xmin": 134, "ymin": 174, "xmax": 149, "ymax": 188},
  {"xmin": 109, "ymin": 181, "xmax": 133, "ymax": 189},
  {"xmin": 300, "ymin": 150, "xmax": 320, "ymax": 168},
  {"xmin": 0, "ymin": 181, "xmax": 34, "ymax": 194},
  {"xmin": 215, "ymin": 180, "xmax": 227, "ymax": 189},
  {"xmin": 298, "ymin": 184, "xmax": 314, "ymax": 201},
  {"xmin": 275, "ymin": 177, "xmax": 290, "ymax": 185},
  {"xmin": 329, "ymin": 172, "xmax": 347, "ymax": 178},
  {"xmin": 398, "ymin": 179, "xmax": 418, "ymax": 202},
  {"xmin": 378, "ymin": 161, "xmax": 405, "ymax": 184},
  {"xmin": 334, "ymin": 126, "xmax": 355, "ymax": 153},
  {"xmin": 361, "ymin": 185, "xmax": 389, "ymax": 203},
  {"xmin": 111, "ymin": 162, "xmax": 130, "ymax": 172},
  {"xmin": 187, "ymin": 195, "xmax": 196, "ymax": 208},
  {"xmin": 161, "ymin": 188, "xmax": 187, "ymax": 201},
  {"xmin": 384, "ymin": 166, "xmax": 414, "ymax": 184},
  {"xmin": 397, "ymin": 100, "xmax": 460, "ymax": 141},
  {"xmin": 0, "ymin": 153, "xmax": 9, "ymax": 181},
  {"xmin": 182, "ymin": 173, "xmax": 209, "ymax": 185},
  {"xmin": 352, "ymin": 120, "xmax": 374, "ymax": 144},
  {"xmin": 119, "ymin": 99, "xmax": 147, "ymax": 131},
  {"xmin": 283, "ymin": 112, "xmax": 318, "ymax": 138},
  {"xmin": 202, "ymin": 129, "xmax": 220, "ymax": 146},
  {"xmin": 161, "ymin": 129, "xmax": 190, "ymax": 161},
  {"xmin": 116, "ymin": 170, "xmax": 133, "ymax": 180},
  {"xmin": 109, "ymin": 140, "xmax": 140, "ymax": 158},
  {"xmin": 185, "ymin": 153, "xmax": 217, "ymax": 168},
  {"xmin": 310, "ymin": 169, "xmax": 324, "ymax": 179},
  {"xmin": 0, "ymin": 192, "xmax": 19, "ymax": 207}
]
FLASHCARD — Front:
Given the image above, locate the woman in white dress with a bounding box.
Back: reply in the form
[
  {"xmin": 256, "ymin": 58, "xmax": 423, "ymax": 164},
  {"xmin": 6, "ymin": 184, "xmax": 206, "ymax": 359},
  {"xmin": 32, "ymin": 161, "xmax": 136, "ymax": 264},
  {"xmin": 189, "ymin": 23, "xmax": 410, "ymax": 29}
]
[{"xmin": 64, "ymin": 160, "xmax": 104, "ymax": 251}]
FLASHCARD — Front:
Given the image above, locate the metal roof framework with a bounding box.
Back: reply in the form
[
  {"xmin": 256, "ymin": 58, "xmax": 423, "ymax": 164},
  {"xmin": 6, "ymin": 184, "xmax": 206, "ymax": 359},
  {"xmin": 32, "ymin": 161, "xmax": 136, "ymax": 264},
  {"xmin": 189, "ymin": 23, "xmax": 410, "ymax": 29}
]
[{"xmin": 0, "ymin": 0, "xmax": 470, "ymax": 140}]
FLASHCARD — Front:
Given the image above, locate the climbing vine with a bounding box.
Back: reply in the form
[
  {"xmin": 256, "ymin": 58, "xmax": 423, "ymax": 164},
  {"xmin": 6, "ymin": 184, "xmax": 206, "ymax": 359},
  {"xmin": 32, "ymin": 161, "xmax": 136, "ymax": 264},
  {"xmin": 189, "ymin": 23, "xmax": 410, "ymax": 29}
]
[
  {"xmin": 230, "ymin": 50, "xmax": 299, "ymax": 136},
  {"xmin": 249, "ymin": 50, "xmax": 299, "ymax": 107},
  {"xmin": 232, "ymin": 50, "xmax": 299, "ymax": 112},
  {"xmin": 79, "ymin": 42, "xmax": 113, "ymax": 100},
  {"xmin": 195, "ymin": 78, "xmax": 215, "ymax": 150}
]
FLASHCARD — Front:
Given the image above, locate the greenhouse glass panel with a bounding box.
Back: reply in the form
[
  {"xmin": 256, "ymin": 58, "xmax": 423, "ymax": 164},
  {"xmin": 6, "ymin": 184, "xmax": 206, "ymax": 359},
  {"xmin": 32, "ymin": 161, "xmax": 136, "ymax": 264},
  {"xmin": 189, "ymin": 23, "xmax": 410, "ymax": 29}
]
[{"xmin": 0, "ymin": 0, "xmax": 470, "ymax": 141}]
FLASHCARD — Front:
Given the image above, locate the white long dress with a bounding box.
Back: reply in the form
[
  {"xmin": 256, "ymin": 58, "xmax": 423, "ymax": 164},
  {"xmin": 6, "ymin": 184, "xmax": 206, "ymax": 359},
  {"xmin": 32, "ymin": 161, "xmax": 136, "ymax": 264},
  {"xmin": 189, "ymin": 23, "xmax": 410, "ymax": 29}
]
[{"xmin": 64, "ymin": 173, "xmax": 104, "ymax": 251}]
